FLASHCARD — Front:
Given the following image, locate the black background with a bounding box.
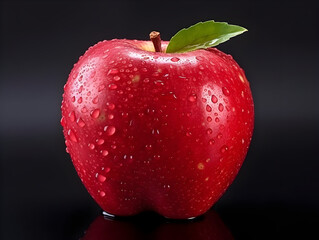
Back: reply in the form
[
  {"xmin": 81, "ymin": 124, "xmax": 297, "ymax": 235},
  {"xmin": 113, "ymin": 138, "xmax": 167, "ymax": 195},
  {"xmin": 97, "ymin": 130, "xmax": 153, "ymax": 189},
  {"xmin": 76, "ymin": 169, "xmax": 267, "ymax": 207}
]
[{"xmin": 1, "ymin": 0, "xmax": 318, "ymax": 239}]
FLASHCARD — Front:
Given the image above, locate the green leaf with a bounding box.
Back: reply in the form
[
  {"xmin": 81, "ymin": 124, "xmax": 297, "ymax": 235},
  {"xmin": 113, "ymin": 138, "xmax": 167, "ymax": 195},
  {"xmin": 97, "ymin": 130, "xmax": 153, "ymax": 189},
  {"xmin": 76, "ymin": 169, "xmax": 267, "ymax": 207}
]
[{"xmin": 166, "ymin": 20, "xmax": 247, "ymax": 53}]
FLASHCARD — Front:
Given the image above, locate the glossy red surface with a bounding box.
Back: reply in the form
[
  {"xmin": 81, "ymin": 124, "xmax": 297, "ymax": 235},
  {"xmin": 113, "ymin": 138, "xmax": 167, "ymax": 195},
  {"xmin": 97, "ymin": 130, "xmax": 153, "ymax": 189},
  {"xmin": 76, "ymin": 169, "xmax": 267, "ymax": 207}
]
[{"xmin": 61, "ymin": 39, "xmax": 254, "ymax": 219}]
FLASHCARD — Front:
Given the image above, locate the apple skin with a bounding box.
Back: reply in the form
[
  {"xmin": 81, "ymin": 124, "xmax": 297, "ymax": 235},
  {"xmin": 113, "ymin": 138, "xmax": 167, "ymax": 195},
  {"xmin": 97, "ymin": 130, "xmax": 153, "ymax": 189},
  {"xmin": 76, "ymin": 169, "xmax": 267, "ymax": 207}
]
[{"xmin": 61, "ymin": 39, "xmax": 254, "ymax": 219}]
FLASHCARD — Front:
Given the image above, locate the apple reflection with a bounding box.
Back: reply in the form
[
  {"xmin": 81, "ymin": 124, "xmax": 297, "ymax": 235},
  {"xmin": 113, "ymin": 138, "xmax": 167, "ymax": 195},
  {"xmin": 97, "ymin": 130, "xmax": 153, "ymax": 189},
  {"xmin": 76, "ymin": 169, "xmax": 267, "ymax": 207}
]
[{"xmin": 81, "ymin": 210, "xmax": 233, "ymax": 240}]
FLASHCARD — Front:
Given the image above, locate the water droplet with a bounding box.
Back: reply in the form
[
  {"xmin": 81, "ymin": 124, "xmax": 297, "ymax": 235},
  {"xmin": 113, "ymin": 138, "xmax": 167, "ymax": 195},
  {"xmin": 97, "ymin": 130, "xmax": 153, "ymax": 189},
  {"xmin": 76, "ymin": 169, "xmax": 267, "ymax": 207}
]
[
  {"xmin": 206, "ymin": 128, "xmax": 212, "ymax": 134},
  {"xmin": 222, "ymin": 87, "xmax": 230, "ymax": 96},
  {"xmin": 92, "ymin": 96, "xmax": 98, "ymax": 104},
  {"xmin": 96, "ymin": 139, "xmax": 105, "ymax": 145},
  {"xmin": 108, "ymin": 114, "xmax": 114, "ymax": 120},
  {"xmin": 81, "ymin": 107, "xmax": 88, "ymax": 113},
  {"xmin": 68, "ymin": 129, "xmax": 78, "ymax": 142},
  {"xmin": 211, "ymin": 95, "xmax": 218, "ymax": 103},
  {"xmin": 218, "ymin": 103, "xmax": 224, "ymax": 112},
  {"xmin": 71, "ymin": 96, "xmax": 75, "ymax": 102},
  {"xmin": 113, "ymin": 76, "xmax": 121, "ymax": 81},
  {"xmin": 206, "ymin": 105, "xmax": 212, "ymax": 112},
  {"xmin": 99, "ymin": 191, "xmax": 106, "ymax": 197},
  {"xmin": 186, "ymin": 132, "xmax": 192, "ymax": 137},
  {"xmin": 101, "ymin": 150, "xmax": 109, "ymax": 156},
  {"xmin": 77, "ymin": 118, "xmax": 85, "ymax": 127},
  {"xmin": 170, "ymin": 57, "xmax": 180, "ymax": 62},
  {"xmin": 98, "ymin": 84, "xmax": 105, "ymax": 92},
  {"xmin": 199, "ymin": 65, "xmax": 204, "ymax": 70},
  {"xmin": 69, "ymin": 111, "xmax": 76, "ymax": 122},
  {"xmin": 209, "ymin": 139, "xmax": 215, "ymax": 145},
  {"xmin": 78, "ymin": 85, "xmax": 83, "ymax": 93},
  {"xmin": 145, "ymin": 144, "xmax": 152, "ymax": 150},
  {"xmin": 196, "ymin": 56, "xmax": 204, "ymax": 61},
  {"xmin": 153, "ymin": 155, "xmax": 161, "ymax": 160},
  {"xmin": 88, "ymin": 143, "xmax": 95, "ymax": 150},
  {"xmin": 111, "ymin": 145, "xmax": 117, "ymax": 149},
  {"xmin": 97, "ymin": 174, "xmax": 106, "ymax": 183},
  {"xmin": 242, "ymin": 139, "xmax": 245, "ymax": 144},
  {"xmin": 60, "ymin": 116, "xmax": 66, "ymax": 127},
  {"xmin": 104, "ymin": 167, "xmax": 111, "ymax": 173},
  {"xmin": 217, "ymin": 133, "xmax": 223, "ymax": 139},
  {"xmin": 202, "ymin": 98, "xmax": 207, "ymax": 103},
  {"xmin": 109, "ymin": 83, "xmax": 117, "ymax": 90},
  {"xmin": 107, "ymin": 103, "xmax": 115, "ymax": 110},
  {"xmin": 220, "ymin": 145, "xmax": 228, "ymax": 153},
  {"xmin": 104, "ymin": 126, "xmax": 116, "ymax": 136},
  {"xmin": 91, "ymin": 109, "xmax": 100, "ymax": 119},
  {"xmin": 108, "ymin": 68, "xmax": 119, "ymax": 75},
  {"xmin": 207, "ymin": 116, "xmax": 212, "ymax": 122},
  {"xmin": 197, "ymin": 163, "xmax": 204, "ymax": 170},
  {"xmin": 188, "ymin": 94, "xmax": 197, "ymax": 102},
  {"xmin": 77, "ymin": 97, "xmax": 82, "ymax": 104}
]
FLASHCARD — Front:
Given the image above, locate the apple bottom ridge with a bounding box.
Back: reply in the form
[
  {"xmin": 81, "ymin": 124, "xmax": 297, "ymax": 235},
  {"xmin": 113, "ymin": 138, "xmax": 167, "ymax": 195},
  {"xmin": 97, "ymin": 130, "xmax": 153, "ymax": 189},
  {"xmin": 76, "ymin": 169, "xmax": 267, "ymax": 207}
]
[{"xmin": 102, "ymin": 210, "xmax": 202, "ymax": 222}]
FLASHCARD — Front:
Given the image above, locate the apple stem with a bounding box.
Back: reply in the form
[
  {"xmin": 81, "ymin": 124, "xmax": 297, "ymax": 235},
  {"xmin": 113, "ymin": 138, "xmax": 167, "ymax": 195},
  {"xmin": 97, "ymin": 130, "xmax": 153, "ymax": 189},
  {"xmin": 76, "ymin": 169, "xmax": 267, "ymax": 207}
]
[{"xmin": 149, "ymin": 31, "xmax": 162, "ymax": 53}]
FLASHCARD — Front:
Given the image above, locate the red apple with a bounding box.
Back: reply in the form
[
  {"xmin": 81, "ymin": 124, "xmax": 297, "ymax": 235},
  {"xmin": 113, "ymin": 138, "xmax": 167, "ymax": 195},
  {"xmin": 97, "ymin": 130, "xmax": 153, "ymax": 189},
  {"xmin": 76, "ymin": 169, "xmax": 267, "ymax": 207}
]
[{"xmin": 61, "ymin": 21, "xmax": 254, "ymax": 219}]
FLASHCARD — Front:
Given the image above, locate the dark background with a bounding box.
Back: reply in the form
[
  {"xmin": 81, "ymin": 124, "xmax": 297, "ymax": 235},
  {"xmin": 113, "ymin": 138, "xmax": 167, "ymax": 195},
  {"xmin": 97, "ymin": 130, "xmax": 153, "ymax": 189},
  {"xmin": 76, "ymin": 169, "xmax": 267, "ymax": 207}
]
[{"xmin": 1, "ymin": 0, "xmax": 318, "ymax": 239}]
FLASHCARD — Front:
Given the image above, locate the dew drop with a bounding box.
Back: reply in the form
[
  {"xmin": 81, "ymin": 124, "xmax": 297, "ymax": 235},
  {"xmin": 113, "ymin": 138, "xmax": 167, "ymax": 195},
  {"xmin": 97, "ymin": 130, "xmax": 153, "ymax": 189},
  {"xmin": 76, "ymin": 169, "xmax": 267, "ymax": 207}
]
[
  {"xmin": 220, "ymin": 145, "xmax": 228, "ymax": 153},
  {"xmin": 105, "ymin": 167, "xmax": 111, "ymax": 173},
  {"xmin": 209, "ymin": 139, "xmax": 215, "ymax": 145},
  {"xmin": 153, "ymin": 155, "xmax": 161, "ymax": 160},
  {"xmin": 188, "ymin": 94, "xmax": 197, "ymax": 102},
  {"xmin": 91, "ymin": 109, "xmax": 100, "ymax": 119},
  {"xmin": 101, "ymin": 150, "xmax": 109, "ymax": 156},
  {"xmin": 113, "ymin": 76, "xmax": 121, "ymax": 81},
  {"xmin": 108, "ymin": 114, "xmax": 114, "ymax": 120},
  {"xmin": 68, "ymin": 129, "xmax": 78, "ymax": 142},
  {"xmin": 96, "ymin": 139, "xmax": 105, "ymax": 145},
  {"xmin": 107, "ymin": 103, "xmax": 115, "ymax": 110},
  {"xmin": 88, "ymin": 143, "xmax": 95, "ymax": 150},
  {"xmin": 77, "ymin": 97, "xmax": 83, "ymax": 104},
  {"xmin": 97, "ymin": 174, "xmax": 106, "ymax": 183},
  {"xmin": 207, "ymin": 116, "xmax": 212, "ymax": 122},
  {"xmin": 60, "ymin": 116, "xmax": 66, "ymax": 127},
  {"xmin": 99, "ymin": 191, "xmax": 106, "ymax": 197},
  {"xmin": 211, "ymin": 95, "xmax": 218, "ymax": 103},
  {"xmin": 109, "ymin": 83, "xmax": 117, "ymax": 90},
  {"xmin": 145, "ymin": 144, "xmax": 152, "ymax": 150},
  {"xmin": 77, "ymin": 118, "xmax": 85, "ymax": 128},
  {"xmin": 218, "ymin": 103, "xmax": 224, "ymax": 112},
  {"xmin": 81, "ymin": 107, "xmax": 88, "ymax": 113},
  {"xmin": 222, "ymin": 87, "xmax": 230, "ymax": 96},
  {"xmin": 108, "ymin": 68, "xmax": 119, "ymax": 75},
  {"xmin": 71, "ymin": 96, "xmax": 75, "ymax": 102},
  {"xmin": 217, "ymin": 133, "xmax": 223, "ymax": 139},
  {"xmin": 78, "ymin": 85, "xmax": 83, "ymax": 93},
  {"xmin": 104, "ymin": 126, "xmax": 116, "ymax": 136},
  {"xmin": 98, "ymin": 84, "xmax": 105, "ymax": 92},
  {"xmin": 92, "ymin": 96, "xmax": 99, "ymax": 104},
  {"xmin": 206, "ymin": 105, "xmax": 212, "ymax": 112},
  {"xmin": 206, "ymin": 128, "xmax": 212, "ymax": 134},
  {"xmin": 170, "ymin": 57, "xmax": 180, "ymax": 62},
  {"xmin": 69, "ymin": 111, "xmax": 76, "ymax": 122}
]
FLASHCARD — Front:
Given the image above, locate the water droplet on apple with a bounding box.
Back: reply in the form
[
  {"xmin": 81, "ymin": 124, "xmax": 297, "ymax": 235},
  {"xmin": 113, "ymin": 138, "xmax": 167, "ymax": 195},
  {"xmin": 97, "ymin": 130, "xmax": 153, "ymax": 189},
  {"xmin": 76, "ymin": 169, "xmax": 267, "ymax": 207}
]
[
  {"xmin": 217, "ymin": 133, "xmax": 223, "ymax": 139},
  {"xmin": 108, "ymin": 68, "xmax": 119, "ymax": 75},
  {"xmin": 97, "ymin": 174, "xmax": 106, "ymax": 183},
  {"xmin": 104, "ymin": 126, "xmax": 116, "ymax": 136},
  {"xmin": 207, "ymin": 116, "xmax": 212, "ymax": 122},
  {"xmin": 78, "ymin": 85, "xmax": 83, "ymax": 93},
  {"xmin": 222, "ymin": 87, "xmax": 230, "ymax": 96},
  {"xmin": 209, "ymin": 139, "xmax": 215, "ymax": 145},
  {"xmin": 60, "ymin": 116, "xmax": 66, "ymax": 127},
  {"xmin": 91, "ymin": 109, "xmax": 100, "ymax": 119},
  {"xmin": 69, "ymin": 111, "xmax": 76, "ymax": 122},
  {"xmin": 109, "ymin": 83, "xmax": 117, "ymax": 90},
  {"xmin": 81, "ymin": 107, "xmax": 88, "ymax": 113},
  {"xmin": 206, "ymin": 105, "xmax": 212, "ymax": 112},
  {"xmin": 96, "ymin": 139, "xmax": 105, "ymax": 145},
  {"xmin": 215, "ymin": 117, "xmax": 220, "ymax": 123},
  {"xmin": 92, "ymin": 96, "xmax": 99, "ymax": 104},
  {"xmin": 68, "ymin": 129, "xmax": 78, "ymax": 142},
  {"xmin": 77, "ymin": 97, "xmax": 82, "ymax": 104},
  {"xmin": 145, "ymin": 144, "xmax": 152, "ymax": 150},
  {"xmin": 211, "ymin": 95, "xmax": 218, "ymax": 103},
  {"xmin": 88, "ymin": 143, "xmax": 95, "ymax": 150},
  {"xmin": 220, "ymin": 145, "xmax": 228, "ymax": 153},
  {"xmin": 71, "ymin": 96, "xmax": 75, "ymax": 102},
  {"xmin": 188, "ymin": 94, "xmax": 197, "ymax": 102},
  {"xmin": 98, "ymin": 84, "xmax": 105, "ymax": 92},
  {"xmin": 170, "ymin": 57, "xmax": 180, "ymax": 62},
  {"xmin": 108, "ymin": 114, "xmax": 114, "ymax": 120},
  {"xmin": 206, "ymin": 128, "xmax": 212, "ymax": 134},
  {"xmin": 99, "ymin": 191, "xmax": 106, "ymax": 197},
  {"xmin": 218, "ymin": 103, "xmax": 224, "ymax": 112},
  {"xmin": 154, "ymin": 155, "xmax": 161, "ymax": 160},
  {"xmin": 113, "ymin": 76, "xmax": 121, "ymax": 81},
  {"xmin": 77, "ymin": 118, "xmax": 85, "ymax": 128},
  {"xmin": 101, "ymin": 150, "xmax": 109, "ymax": 156},
  {"xmin": 104, "ymin": 167, "xmax": 111, "ymax": 173},
  {"xmin": 107, "ymin": 103, "xmax": 115, "ymax": 110}
]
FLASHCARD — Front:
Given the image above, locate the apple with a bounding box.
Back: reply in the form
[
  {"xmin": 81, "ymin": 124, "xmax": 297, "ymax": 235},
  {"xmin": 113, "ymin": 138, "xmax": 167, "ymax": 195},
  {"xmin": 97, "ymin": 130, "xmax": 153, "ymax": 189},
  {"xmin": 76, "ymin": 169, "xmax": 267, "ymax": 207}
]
[
  {"xmin": 81, "ymin": 210, "xmax": 233, "ymax": 240},
  {"xmin": 61, "ymin": 21, "xmax": 254, "ymax": 219}
]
